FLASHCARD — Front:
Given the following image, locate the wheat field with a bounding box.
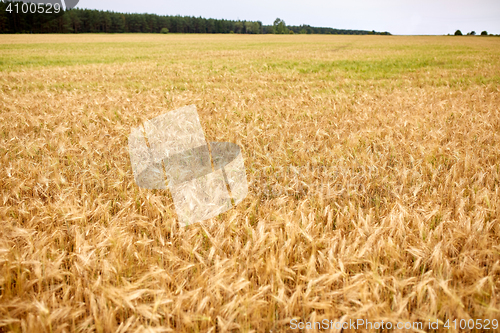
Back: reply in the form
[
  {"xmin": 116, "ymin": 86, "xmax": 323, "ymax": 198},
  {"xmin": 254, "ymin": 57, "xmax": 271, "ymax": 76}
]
[{"xmin": 0, "ymin": 34, "xmax": 499, "ymax": 332}]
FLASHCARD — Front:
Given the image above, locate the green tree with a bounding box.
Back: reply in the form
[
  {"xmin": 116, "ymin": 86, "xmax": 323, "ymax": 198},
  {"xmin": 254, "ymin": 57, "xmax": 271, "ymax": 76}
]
[
  {"xmin": 206, "ymin": 18, "xmax": 214, "ymax": 33},
  {"xmin": 68, "ymin": 10, "xmax": 82, "ymax": 33},
  {"xmin": 244, "ymin": 21, "xmax": 254, "ymax": 33},
  {"xmin": 0, "ymin": 4, "xmax": 8, "ymax": 33},
  {"xmin": 111, "ymin": 13, "xmax": 126, "ymax": 33},
  {"xmin": 253, "ymin": 21, "xmax": 261, "ymax": 34},
  {"xmin": 161, "ymin": 27, "xmax": 169, "ymax": 34},
  {"xmin": 234, "ymin": 21, "xmax": 243, "ymax": 33},
  {"xmin": 273, "ymin": 18, "xmax": 288, "ymax": 34},
  {"xmin": 102, "ymin": 11, "xmax": 111, "ymax": 32},
  {"xmin": 454, "ymin": 30, "xmax": 462, "ymax": 35},
  {"xmin": 481, "ymin": 31, "xmax": 488, "ymax": 36}
]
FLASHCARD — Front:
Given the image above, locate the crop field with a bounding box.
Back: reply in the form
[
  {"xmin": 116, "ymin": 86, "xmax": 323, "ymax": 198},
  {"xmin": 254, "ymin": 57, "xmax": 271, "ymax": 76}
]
[{"xmin": 0, "ymin": 34, "xmax": 499, "ymax": 332}]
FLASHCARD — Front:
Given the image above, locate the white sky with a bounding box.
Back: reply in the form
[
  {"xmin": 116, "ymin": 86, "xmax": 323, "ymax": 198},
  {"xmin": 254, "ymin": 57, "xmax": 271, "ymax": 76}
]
[{"xmin": 77, "ymin": 0, "xmax": 500, "ymax": 35}]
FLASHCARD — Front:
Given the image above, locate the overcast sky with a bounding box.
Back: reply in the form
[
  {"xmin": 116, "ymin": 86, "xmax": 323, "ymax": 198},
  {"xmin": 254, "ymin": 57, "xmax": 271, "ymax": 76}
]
[{"xmin": 77, "ymin": 0, "xmax": 500, "ymax": 35}]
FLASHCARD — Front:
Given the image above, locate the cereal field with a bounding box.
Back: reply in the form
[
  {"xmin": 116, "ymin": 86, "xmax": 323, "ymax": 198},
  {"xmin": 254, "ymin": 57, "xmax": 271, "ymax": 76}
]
[{"xmin": 0, "ymin": 34, "xmax": 499, "ymax": 332}]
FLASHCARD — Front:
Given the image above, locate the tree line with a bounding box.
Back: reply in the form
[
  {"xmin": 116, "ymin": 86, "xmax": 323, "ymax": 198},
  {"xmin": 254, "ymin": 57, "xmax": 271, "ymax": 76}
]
[
  {"xmin": 453, "ymin": 30, "xmax": 497, "ymax": 36},
  {"xmin": 268, "ymin": 18, "xmax": 390, "ymax": 35},
  {"xmin": 0, "ymin": 3, "xmax": 391, "ymax": 35}
]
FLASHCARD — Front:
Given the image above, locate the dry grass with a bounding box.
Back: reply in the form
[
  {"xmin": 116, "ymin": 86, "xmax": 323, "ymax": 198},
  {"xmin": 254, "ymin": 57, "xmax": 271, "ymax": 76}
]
[{"xmin": 0, "ymin": 34, "xmax": 499, "ymax": 332}]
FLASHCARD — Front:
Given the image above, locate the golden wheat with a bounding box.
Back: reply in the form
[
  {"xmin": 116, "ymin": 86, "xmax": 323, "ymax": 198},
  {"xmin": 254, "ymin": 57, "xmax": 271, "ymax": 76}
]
[{"xmin": 0, "ymin": 34, "xmax": 499, "ymax": 332}]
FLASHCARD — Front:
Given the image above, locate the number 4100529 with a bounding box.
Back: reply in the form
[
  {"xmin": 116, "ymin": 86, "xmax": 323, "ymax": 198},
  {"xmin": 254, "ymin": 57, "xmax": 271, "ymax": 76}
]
[
  {"xmin": 444, "ymin": 319, "xmax": 498, "ymax": 330},
  {"xmin": 4, "ymin": 1, "xmax": 62, "ymax": 14}
]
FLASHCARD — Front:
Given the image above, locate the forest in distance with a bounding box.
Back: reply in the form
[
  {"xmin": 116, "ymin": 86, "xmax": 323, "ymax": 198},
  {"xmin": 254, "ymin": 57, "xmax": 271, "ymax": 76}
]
[{"xmin": 0, "ymin": 2, "xmax": 392, "ymax": 35}]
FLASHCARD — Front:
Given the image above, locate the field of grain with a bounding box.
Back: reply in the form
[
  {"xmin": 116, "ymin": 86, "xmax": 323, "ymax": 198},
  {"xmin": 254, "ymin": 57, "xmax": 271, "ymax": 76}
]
[{"xmin": 1, "ymin": 34, "xmax": 499, "ymax": 332}]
